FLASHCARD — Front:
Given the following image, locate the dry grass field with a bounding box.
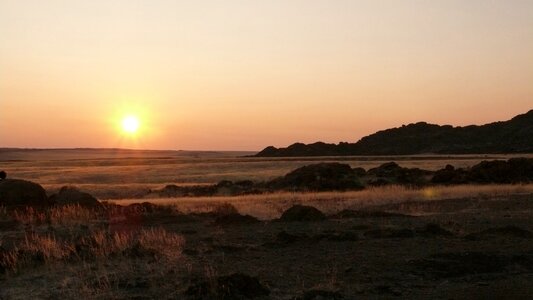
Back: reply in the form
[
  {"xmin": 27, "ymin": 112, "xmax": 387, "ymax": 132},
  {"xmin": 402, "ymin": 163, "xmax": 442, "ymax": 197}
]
[
  {"xmin": 3, "ymin": 148, "xmax": 531, "ymax": 199},
  {"xmin": 2, "ymin": 149, "xmax": 533, "ymax": 299}
]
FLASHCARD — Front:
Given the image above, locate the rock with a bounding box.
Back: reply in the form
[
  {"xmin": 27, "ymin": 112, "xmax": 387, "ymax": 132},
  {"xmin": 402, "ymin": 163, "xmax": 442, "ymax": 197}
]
[
  {"xmin": 468, "ymin": 158, "xmax": 533, "ymax": 183},
  {"xmin": 215, "ymin": 180, "xmax": 258, "ymax": 196},
  {"xmin": 279, "ymin": 205, "xmax": 326, "ymax": 222},
  {"xmin": 432, "ymin": 158, "xmax": 533, "ymax": 184},
  {"xmin": 431, "ymin": 165, "xmax": 469, "ymax": 184},
  {"xmin": 184, "ymin": 273, "xmax": 270, "ymax": 299},
  {"xmin": 268, "ymin": 163, "xmax": 363, "ymax": 191},
  {"xmin": 0, "ymin": 170, "xmax": 6, "ymax": 180},
  {"xmin": 158, "ymin": 184, "xmax": 184, "ymax": 197},
  {"xmin": 367, "ymin": 162, "xmax": 432, "ymax": 186},
  {"xmin": 52, "ymin": 186, "xmax": 101, "ymax": 207},
  {"xmin": 0, "ymin": 179, "xmax": 51, "ymax": 207},
  {"xmin": 367, "ymin": 162, "xmax": 401, "ymax": 177}
]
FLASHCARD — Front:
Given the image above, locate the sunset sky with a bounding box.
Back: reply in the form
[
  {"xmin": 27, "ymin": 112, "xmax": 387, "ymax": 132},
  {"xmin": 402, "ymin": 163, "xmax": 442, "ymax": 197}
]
[{"xmin": 1, "ymin": 0, "xmax": 532, "ymax": 151}]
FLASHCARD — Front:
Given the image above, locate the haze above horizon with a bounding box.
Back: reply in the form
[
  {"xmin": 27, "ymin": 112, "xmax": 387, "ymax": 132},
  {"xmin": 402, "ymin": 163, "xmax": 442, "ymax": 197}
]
[{"xmin": 1, "ymin": 1, "xmax": 532, "ymax": 151}]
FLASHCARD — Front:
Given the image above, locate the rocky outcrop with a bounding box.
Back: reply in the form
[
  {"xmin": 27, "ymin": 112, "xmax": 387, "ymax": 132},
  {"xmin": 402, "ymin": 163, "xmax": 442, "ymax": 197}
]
[
  {"xmin": 278, "ymin": 205, "xmax": 326, "ymax": 222},
  {"xmin": 432, "ymin": 158, "xmax": 533, "ymax": 184},
  {"xmin": 268, "ymin": 163, "xmax": 363, "ymax": 191},
  {"xmin": 50, "ymin": 186, "xmax": 101, "ymax": 207},
  {"xmin": 366, "ymin": 162, "xmax": 432, "ymax": 186},
  {"xmin": 255, "ymin": 109, "xmax": 533, "ymax": 156},
  {"xmin": 0, "ymin": 179, "xmax": 51, "ymax": 207}
]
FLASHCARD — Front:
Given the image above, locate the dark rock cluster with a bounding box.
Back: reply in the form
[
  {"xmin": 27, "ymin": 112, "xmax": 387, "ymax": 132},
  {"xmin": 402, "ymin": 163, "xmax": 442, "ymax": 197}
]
[
  {"xmin": 267, "ymin": 162, "xmax": 363, "ymax": 191},
  {"xmin": 0, "ymin": 179, "xmax": 100, "ymax": 208},
  {"xmin": 432, "ymin": 158, "xmax": 533, "ymax": 184},
  {"xmin": 49, "ymin": 186, "xmax": 101, "ymax": 208}
]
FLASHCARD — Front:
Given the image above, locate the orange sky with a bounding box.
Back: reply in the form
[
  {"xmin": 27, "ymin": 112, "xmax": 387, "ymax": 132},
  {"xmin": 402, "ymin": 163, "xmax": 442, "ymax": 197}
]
[{"xmin": 1, "ymin": 1, "xmax": 532, "ymax": 151}]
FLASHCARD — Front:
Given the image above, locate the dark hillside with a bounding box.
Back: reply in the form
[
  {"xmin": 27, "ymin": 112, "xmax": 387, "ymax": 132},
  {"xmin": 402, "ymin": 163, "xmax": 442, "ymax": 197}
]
[{"xmin": 255, "ymin": 110, "xmax": 533, "ymax": 156}]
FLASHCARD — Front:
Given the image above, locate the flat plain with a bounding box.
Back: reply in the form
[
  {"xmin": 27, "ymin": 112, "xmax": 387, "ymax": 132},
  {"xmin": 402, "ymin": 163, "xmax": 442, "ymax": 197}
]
[{"xmin": 1, "ymin": 149, "xmax": 533, "ymax": 299}]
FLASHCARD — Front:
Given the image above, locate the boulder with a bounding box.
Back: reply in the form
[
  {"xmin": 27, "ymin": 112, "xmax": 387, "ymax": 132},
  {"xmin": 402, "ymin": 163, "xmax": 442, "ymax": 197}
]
[
  {"xmin": 469, "ymin": 158, "xmax": 533, "ymax": 183},
  {"xmin": 432, "ymin": 158, "xmax": 533, "ymax": 184},
  {"xmin": 431, "ymin": 165, "xmax": 469, "ymax": 184},
  {"xmin": 0, "ymin": 179, "xmax": 51, "ymax": 207},
  {"xmin": 367, "ymin": 162, "xmax": 432, "ymax": 186},
  {"xmin": 214, "ymin": 180, "xmax": 257, "ymax": 196},
  {"xmin": 52, "ymin": 186, "xmax": 101, "ymax": 207},
  {"xmin": 279, "ymin": 205, "xmax": 326, "ymax": 222},
  {"xmin": 367, "ymin": 162, "xmax": 402, "ymax": 177},
  {"xmin": 269, "ymin": 163, "xmax": 363, "ymax": 191}
]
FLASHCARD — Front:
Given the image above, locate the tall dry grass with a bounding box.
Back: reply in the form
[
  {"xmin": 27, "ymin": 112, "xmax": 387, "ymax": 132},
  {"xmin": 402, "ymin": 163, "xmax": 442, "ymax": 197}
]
[
  {"xmin": 0, "ymin": 227, "xmax": 185, "ymax": 274},
  {"xmin": 11, "ymin": 205, "xmax": 100, "ymax": 226},
  {"xmin": 115, "ymin": 184, "xmax": 533, "ymax": 219}
]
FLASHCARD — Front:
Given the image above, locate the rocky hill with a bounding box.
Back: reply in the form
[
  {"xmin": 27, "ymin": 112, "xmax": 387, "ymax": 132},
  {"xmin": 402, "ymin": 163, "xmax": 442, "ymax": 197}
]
[{"xmin": 255, "ymin": 110, "xmax": 533, "ymax": 156}]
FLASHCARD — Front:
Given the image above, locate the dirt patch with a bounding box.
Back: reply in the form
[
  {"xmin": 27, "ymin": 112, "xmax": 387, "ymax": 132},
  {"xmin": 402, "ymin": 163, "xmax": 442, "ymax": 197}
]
[
  {"xmin": 417, "ymin": 223, "xmax": 454, "ymax": 237},
  {"xmin": 466, "ymin": 226, "xmax": 533, "ymax": 240},
  {"xmin": 0, "ymin": 220, "xmax": 19, "ymax": 231},
  {"xmin": 184, "ymin": 273, "xmax": 270, "ymax": 299},
  {"xmin": 412, "ymin": 252, "xmax": 533, "ymax": 279},
  {"xmin": 274, "ymin": 231, "xmax": 307, "ymax": 245},
  {"xmin": 293, "ymin": 289, "xmax": 343, "ymax": 300}
]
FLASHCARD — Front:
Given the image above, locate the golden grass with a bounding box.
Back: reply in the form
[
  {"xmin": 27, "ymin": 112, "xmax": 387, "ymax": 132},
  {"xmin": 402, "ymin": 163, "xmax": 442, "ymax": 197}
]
[
  {"xmin": 6, "ymin": 152, "xmax": 532, "ymax": 199},
  {"xmin": 114, "ymin": 184, "xmax": 533, "ymax": 220},
  {"xmin": 12, "ymin": 205, "xmax": 99, "ymax": 226},
  {"xmin": 1, "ymin": 227, "xmax": 185, "ymax": 274}
]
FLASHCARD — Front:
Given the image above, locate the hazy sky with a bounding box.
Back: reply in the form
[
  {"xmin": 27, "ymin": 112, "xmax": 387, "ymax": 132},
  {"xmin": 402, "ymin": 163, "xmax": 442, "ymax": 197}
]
[{"xmin": 1, "ymin": 0, "xmax": 532, "ymax": 150}]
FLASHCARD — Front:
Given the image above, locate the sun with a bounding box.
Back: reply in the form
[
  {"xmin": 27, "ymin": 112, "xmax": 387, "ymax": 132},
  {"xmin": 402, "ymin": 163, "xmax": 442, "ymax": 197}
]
[{"xmin": 122, "ymin": 115, "xmax": 140, "ymax": 134}]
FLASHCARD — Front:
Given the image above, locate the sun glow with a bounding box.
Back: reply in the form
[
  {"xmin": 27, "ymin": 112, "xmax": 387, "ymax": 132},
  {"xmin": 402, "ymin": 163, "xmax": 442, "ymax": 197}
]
[{"xmin": 122, "ymin": 115, "xmax": 140, "ymax": 134}]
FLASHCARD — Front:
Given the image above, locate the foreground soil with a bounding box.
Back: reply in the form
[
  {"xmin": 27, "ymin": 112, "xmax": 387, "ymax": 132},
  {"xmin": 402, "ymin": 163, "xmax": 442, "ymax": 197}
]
[{"xmin": 2, "ymin": 193, "xmax": 533, "ymax": 299}]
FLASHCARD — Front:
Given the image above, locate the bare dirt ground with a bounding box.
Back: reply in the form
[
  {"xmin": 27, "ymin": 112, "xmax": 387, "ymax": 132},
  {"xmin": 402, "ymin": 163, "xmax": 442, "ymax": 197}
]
[{"xmin": 2, "ymin": 193, "xmax": 533, "ymax": 299}]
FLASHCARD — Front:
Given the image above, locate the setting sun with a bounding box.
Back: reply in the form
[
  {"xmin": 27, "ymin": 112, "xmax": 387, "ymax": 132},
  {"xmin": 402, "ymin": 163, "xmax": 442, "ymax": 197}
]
[{"xmin": 122, "ymin": 116, "xmax": 140, "ymax": 134}]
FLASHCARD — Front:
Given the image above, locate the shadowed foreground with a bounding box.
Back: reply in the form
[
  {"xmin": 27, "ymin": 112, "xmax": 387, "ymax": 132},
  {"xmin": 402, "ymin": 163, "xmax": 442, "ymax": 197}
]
[{"xmin": 2, "ymin": 192, "xmax": 533, "ymax": 299}]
